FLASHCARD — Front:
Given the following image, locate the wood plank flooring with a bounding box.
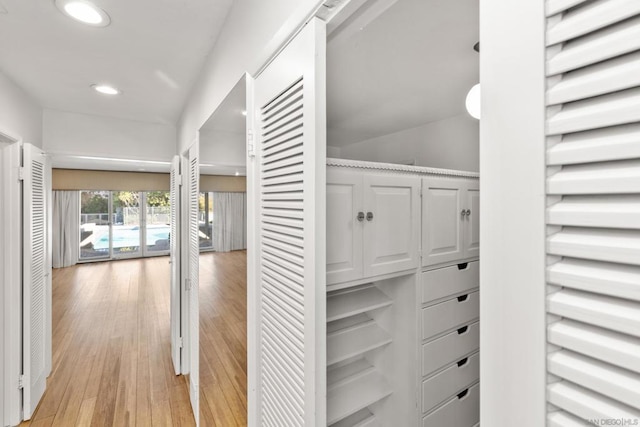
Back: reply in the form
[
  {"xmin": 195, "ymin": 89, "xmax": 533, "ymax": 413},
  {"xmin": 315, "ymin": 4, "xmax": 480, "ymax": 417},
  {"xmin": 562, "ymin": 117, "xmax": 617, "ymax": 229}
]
[
  {"xmin": 199, "ymin": 251, "xmax": 247, "ymax": 427},
  {"xmin": 21, "ymin": 251, "xmax": 248, "ymax": 427}
]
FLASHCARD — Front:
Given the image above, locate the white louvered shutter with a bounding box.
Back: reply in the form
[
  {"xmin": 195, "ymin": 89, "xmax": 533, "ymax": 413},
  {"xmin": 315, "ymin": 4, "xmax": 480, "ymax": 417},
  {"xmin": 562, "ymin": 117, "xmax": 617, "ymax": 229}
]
[
  {"xmin": 22, "ymin": 143, "xmax": 48, "ymax": 419},
  {"xmin": 170, "ymin": 155, "xmax": 182, "ymax": 375},
  {"xmin": 187, "ymin": 143, "xmax": 200, "ymax": 424},
  {"xmin": 546, "ymin": 2, "xmax": 640, "ymax": 425},
  {"xmin": 252, "ymin": 18, "xmax": 327, "ymax": 426}
]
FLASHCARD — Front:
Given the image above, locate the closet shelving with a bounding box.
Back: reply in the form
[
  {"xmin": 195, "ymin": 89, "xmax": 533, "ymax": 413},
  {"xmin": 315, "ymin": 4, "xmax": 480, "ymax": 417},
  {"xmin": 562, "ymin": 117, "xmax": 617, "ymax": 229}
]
[
  {"xmin": 326, "ymin": 160, "xmax": 480, "ymax": 426},
  {"xmin": 327, "ymin": 285, "xmax": 393, "ymax": 322},
  {"xmin": 326, "ymin": 284, "xmax": 394, "ymax": 425}
]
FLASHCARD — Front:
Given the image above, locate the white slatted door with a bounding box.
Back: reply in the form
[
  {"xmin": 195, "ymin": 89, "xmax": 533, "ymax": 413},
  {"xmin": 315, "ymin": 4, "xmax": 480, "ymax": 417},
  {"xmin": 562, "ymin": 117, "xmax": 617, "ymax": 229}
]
[
  {"xmin": 170, "ymin": 155, "xmax": 182, "ymax": 375},
  {"xmin": 252, "ymin": 18, "xmax": 327, "ymax": 426},
  {"xmin": 22, "ymin": 143, "xmax": 48, "ymax": 419},
  {"xmin": 546, "ymin": 2, "xmax": 640, "ymax": 424},
  {"xmin": 187, "ymin": 143, "xmax": 200, "ymax": 423}
]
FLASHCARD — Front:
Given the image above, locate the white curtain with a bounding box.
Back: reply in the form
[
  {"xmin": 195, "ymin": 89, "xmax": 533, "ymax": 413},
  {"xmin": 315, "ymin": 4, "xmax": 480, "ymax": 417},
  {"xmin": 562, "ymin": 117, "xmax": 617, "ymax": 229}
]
[
  {"xmin": 52, "ymin": 191, "xmax": 79, "ymax": 268},
  {"xmin": 213, "ymin": 192, "xmax": 247, "ymax": 252}
]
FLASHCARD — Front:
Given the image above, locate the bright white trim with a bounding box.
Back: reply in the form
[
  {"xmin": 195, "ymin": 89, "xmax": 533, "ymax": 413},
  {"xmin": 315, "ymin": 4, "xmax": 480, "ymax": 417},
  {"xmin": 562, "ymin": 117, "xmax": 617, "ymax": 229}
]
[
  {"xmin": 3, "ymin": 141, "xmax": 22, "ymax": 426},
  {"xmin": 480, "ymin": 0, "xmax": 547, "ymax": 425},
  {"xmin": 245, "ymin": 73, "xmax": 259, "ymax": 427}
]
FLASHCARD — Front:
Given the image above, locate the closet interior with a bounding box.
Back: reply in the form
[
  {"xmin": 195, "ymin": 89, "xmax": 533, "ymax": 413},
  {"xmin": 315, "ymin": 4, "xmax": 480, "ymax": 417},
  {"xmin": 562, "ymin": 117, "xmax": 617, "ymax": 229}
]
[{"xmin": 324, "ymin": 0, "xmax": 479, "ymax": 425}]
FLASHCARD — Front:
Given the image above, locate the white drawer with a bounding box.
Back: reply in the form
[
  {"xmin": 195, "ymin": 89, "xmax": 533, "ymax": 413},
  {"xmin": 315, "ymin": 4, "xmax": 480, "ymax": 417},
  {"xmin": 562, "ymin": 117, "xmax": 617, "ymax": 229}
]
[
  {"xmin": 421, "ymin": 261, "xmax": 479, "ymax": 304},
  {"xmin": 422, "ymin": 383, "xmax": 479, "ymax": 427},
  {"xmin": 422, "ymin": 321, "xmax": 479, "ymax": 377},
  {"xmin": 421, "ymin": 291, "xmax": 479, "ymax": 341},
  {"xmin": 422, "ymin": 352, "xmax": 479, "ymax": 413}
]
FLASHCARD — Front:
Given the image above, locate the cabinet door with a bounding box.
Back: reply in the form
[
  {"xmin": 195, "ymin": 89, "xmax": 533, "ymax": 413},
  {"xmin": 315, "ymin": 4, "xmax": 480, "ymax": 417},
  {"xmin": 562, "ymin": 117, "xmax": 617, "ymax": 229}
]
[
  {"xmin": 422, "ymin": 177, "xmax": 465, "ymax": 267},
  {"xmin": 327, "ymin": 169, "xmax": 364, "ymax": 284},
  {"xmin": 464, "ymin": 180, "xmax": 480, "ymax": 259},
  {"xmin": 363, "ymin": 174, "xmax": 420, "ymax": 277}
]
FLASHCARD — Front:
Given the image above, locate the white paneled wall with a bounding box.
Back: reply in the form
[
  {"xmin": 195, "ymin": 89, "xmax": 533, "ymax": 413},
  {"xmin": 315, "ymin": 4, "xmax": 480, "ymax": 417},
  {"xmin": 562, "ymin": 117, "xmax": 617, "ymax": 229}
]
[{"xmin": 546, "ymin": 1, "xmax": 640, "ymax": 424}]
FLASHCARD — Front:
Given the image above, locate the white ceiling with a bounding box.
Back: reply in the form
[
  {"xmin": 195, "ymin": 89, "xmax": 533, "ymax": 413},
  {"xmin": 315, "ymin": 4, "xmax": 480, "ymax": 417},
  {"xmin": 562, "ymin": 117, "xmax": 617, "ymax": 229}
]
[
  {"xmin": 327, "ymin": 0, "xmax": 479, "ymax": 147},
  {"xmin": 0, "ymin": 0, "xmax": 233, "ymax": 125}
]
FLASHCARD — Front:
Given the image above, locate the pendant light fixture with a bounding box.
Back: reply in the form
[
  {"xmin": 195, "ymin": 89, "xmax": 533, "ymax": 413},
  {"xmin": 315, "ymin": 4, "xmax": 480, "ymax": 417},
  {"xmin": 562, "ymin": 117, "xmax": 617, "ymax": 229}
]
[{"xmin": 465, "ymin": 42, "xmax": 480, "ymax": 120}]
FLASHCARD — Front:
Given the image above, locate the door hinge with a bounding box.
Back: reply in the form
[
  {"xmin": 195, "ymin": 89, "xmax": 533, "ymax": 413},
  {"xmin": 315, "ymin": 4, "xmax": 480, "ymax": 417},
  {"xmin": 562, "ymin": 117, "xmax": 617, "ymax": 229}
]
[
  {"xmin": 18, "ymin": 167, "xmax": 25, "ymax": 181},
  {"xmin": 419, "ymin": 186, "xmax": 423, "ymax": 197},
  {"xmin": 247, "ymin": 130, "xmax": 255, "ymax": 158},
  {"xmin": 184, "ymin": 278, "xmax": 191, "ymax": 291},
  {"xmin": 176, "ymin": 173, "xmax": 183, "ymax": 187},
  {"xmin": 18, "ymin": 375, "xmax": 25, "ymax": 389},
  {"xmin": 178, "ymin": 337, "xmax": 184, "ymax": 348}
]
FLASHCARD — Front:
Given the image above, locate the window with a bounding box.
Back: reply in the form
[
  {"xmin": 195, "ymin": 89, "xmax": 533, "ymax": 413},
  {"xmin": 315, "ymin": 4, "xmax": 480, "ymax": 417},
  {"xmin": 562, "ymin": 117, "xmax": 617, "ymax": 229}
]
[
  {"xmin": 79, "ymin": 190, "xmax": 171, "ymax": 261},
  {"xmin": 199, "ymin": 191, "xmax": 214, "ymax": 250}
]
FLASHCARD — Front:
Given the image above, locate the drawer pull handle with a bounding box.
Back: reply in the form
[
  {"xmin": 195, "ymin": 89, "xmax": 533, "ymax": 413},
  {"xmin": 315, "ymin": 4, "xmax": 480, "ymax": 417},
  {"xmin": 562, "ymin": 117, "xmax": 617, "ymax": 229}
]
[
  {"xmin": 457, "ymin": 294, "xmax": 469, "ymax": 302},
  {"xmin": 457, "ymin": 262, "xmax": 468, "ymax": 270},
  {"xmin": 457, "ymin": 357, "xmax": 469, "ymax": 367},
  {"xmin": 457, "ymin": 326, "xmax": 469, "ymax": 335},
  {"xmin": 457, "ymin": 389, "xmax": 469, "ymax": 399}
]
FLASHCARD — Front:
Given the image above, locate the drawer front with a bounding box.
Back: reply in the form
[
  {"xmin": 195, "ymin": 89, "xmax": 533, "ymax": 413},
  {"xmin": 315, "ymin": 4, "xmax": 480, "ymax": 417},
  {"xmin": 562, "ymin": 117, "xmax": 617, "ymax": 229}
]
[
  {"xmin": 422, "ymin": 352, "xmax": 479, "ymax": 413},
  {"xmin": 422, "ymin": 321, "xmax": 479, "ymax": 377},
  {"xmin": 422, "ymin": 383, "xmax": 479, "ymax": 427},
  {"xmin": 421, "ymin": 291, "xmax": 479, "ymax": 341},
  {"xmin": 421, "ymin": 261, "xmax": 479, "ymax": 304}
]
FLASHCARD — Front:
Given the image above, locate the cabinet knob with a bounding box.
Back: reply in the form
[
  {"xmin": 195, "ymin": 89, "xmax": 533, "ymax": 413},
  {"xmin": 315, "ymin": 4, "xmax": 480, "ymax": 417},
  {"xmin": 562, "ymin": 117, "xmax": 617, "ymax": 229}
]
[
  {"xmin": 366, "ymin": 212, "xmax": 374, "ymax": 221},
  {"xmin": 357, "ymin": 212, "xmax": 365, "ymax": 222},
  {"xmin": 461, "ymin": 209, "xmax": 466, "ymax": 218},
  {"xmin": 466, "ymin": 209, "xmax": 471, "ymax": 217}
]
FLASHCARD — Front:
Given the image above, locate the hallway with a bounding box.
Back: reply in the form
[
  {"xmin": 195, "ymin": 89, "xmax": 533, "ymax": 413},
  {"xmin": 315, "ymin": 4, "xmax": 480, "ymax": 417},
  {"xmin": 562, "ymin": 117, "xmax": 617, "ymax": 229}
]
[
  {"xmin": 22, "ymin": 251, "xmax": 249, "ymax": 427},
  {"xmin": 23, "ymin": 257, "xmax": 193, "ymax": 427}
]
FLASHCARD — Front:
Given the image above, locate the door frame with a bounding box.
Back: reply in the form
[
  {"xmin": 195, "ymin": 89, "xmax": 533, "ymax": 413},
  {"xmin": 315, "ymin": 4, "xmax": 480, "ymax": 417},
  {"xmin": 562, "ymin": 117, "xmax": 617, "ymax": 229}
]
[{"xmin": 1, "ymin": 136, "xmax": 22, "ymax": 426}]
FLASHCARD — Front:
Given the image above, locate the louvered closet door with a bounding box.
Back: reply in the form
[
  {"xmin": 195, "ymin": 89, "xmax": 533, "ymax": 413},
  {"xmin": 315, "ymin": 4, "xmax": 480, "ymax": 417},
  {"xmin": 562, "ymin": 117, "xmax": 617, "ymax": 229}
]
[
  {"xmin": 252, "ymin": 17, "xmax": 327, "ymax": 426},
  {"xmin": 546, "ymin": 2, "xmax": 640, "ymax": 425},
  {"xmin": 187, "ymin": 143, "xmax": 200, "ymax": 423},
  {"xmin": 170, "ymin": 155, "xmax": 181, "ymax": 375},
  {"xmin": 22, "ymin": 143, "xmax": 48, "ymax": 419}
]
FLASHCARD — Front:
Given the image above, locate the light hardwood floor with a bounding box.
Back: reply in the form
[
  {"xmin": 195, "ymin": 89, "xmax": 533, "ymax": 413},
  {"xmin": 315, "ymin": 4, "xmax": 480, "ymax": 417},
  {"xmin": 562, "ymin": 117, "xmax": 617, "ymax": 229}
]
[
  {"xmin": 199, "ymin": 250, "xmax": 247, "ymax": 427},
  {"xmin": 22, "ymin": 251, "xmax": 248, "ymax": 427}
]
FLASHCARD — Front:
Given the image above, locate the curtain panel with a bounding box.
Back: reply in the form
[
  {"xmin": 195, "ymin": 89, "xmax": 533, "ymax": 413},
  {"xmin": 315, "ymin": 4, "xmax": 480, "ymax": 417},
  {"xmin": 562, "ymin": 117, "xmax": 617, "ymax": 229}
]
[
  {"xmin": 212, "ymin": 192, "xmax": 247, "ymax": 252},
  {"xmin": 52, "ymin": 191, "xmax": 79, "ymax": 268}
]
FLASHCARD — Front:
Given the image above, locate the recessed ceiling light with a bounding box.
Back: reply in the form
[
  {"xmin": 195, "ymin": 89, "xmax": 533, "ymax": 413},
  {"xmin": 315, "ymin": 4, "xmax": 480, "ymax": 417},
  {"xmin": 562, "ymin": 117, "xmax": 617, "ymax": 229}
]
[
  {"xmin": 235, "ymin": 171, "xmax": 240, "ymax": 176},
  {"xmin": 241, "ymin": 110, "xmax": 247, "ymax": 116},
  {"xmin": 91, "ymin": 84, "xmax": 120, "ymax": 95},
  {"xmin": 55, "ymin": 0, "xmax": 110, "ymax": 27}
]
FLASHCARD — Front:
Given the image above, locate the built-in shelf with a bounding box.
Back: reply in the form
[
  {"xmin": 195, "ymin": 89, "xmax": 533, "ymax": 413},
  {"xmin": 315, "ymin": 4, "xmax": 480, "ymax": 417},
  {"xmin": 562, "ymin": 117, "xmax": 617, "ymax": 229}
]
[
  {"xmin": 327, "ymin": 359, "xmax": 392, "ymax": 425},
  {"xmin": 329, "ymin": 408, "xmax": 378, "ymax": 427},
  {"xmin": 327, "ymin": 319, "xmax": 392, "ymax": 366},
  {"xmin": 327, "ymin": 285, "xmax": 393, "ymax": 322}
]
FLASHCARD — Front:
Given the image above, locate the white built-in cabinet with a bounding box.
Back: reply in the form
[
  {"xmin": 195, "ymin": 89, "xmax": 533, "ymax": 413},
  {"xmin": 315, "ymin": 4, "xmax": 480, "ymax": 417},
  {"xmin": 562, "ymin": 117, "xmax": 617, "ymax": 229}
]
[
  {"xmin": 325, "ymin": 159, "xmax": 479, "ymax": 427},
  {"xmin": 327, "ymin": 168, "xmax": 420, "ymax": 286},
  {"xmin": 422, "ymin": 177, "xmax": 479, "ymax": 267}
]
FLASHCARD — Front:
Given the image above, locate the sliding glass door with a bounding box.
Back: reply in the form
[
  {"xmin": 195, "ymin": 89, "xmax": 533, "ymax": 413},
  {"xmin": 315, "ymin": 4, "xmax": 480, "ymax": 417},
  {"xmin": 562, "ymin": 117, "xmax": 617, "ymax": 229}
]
[
  {"xmin": 79, "ymin": 190, "xmax": 170, "ymax": 261},
  {"xmin": 144, "ymin": 191, "xmax": 171, "ymax": 255},
  {"xmin": 80, "ymin": 191, "xmax": 111, "ymax": 260},
  {"xmin": 199, "ymin": 191, "xmax": 214, "ymax": 251},
  {"xmin": 111, "ymin": 191, "xmax": 142, "ymax": 258}
]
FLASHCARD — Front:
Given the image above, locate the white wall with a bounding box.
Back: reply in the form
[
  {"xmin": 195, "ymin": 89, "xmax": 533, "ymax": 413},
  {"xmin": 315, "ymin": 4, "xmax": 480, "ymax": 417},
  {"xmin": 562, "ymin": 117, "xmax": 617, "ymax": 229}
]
[
  {"xmin": 480, "ymin": 0, "xmax": 546, "ymax": 426},
  {"xmin": 336, "ymin": 113, "xmax": 479, "ymax": 172},
  {"xmin": 0, "ymin": 71, "xmax": 42, "ymax": 147},
  {"xmin": 177, "ymin": 0, "xmax": 323, "ymax": 152},
  {"xmin": 199, "ymin": 129, "xmax": 245, "ymax": 166},
  {"xmin": 43, "ymin": 109, "xmax": 176, "ymax": 161}
]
